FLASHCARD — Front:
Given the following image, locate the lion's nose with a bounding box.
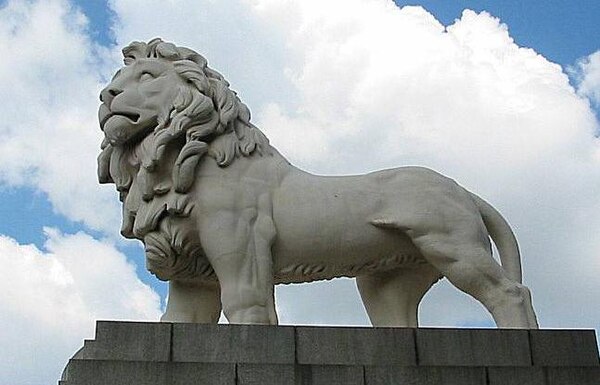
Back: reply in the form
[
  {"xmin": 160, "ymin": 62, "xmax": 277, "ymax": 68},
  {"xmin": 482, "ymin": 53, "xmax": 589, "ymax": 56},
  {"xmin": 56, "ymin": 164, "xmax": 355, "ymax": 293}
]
[{"xmin": 99, "ymin": 86, "xmax": 123, "ymax": 104}]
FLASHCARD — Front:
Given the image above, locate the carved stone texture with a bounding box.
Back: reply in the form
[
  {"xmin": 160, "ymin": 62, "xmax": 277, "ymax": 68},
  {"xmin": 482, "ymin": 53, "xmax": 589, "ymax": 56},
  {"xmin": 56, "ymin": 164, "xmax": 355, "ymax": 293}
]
[{"xmin": 98, "ymin": 38, "xmax": 538, "ymax": 328}]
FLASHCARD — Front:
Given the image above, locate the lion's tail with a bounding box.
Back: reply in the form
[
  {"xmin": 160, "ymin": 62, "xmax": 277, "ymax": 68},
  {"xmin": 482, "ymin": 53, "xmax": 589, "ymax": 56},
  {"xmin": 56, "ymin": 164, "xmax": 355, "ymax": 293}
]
[{"xmin": 470, "ymin": 193, "xmax": 522, "ymax": 283}]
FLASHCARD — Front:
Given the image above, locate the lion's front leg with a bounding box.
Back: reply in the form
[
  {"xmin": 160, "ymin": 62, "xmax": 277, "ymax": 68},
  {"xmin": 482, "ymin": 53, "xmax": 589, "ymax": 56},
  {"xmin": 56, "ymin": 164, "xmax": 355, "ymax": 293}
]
[
  {"xmin": 199, "ymin": 197, "xmax": 277, "ymax": 325},
  {"xmin": 161, "ymin": 280, "xmax": 221, "ymax": 323}
]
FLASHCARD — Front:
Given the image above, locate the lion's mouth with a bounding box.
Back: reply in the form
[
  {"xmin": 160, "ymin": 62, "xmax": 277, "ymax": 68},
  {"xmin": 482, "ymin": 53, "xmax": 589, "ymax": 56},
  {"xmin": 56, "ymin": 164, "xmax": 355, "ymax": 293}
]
[
  {"xmin": 100, "ymin": 110, "xmax": 141, "ymax": 129},
  {"xmin": 118, "ymin": 112, "xmax": 141, "ymax": 123}
]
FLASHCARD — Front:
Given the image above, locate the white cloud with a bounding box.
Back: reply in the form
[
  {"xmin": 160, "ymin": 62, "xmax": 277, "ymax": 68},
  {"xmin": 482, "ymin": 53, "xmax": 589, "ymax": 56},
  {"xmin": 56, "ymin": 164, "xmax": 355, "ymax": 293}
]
[
  {"xmin": 571, "ymin": 50, "xmax": 600, "ymax": 106},
  {"xmin": 109, "ymin": 0, "xmax": 296, "ymax": 112},
  {"xmin": 0, "ymin": 2, "xmax": 162, "ymax": 384},
  {"xmin": 0, "ymin": 0, "xmax": 122, "ymax": 233},
  {"xmin": 252, "ymin": 4, "xmax": 596, "ymax": 174},
  {"xmin": 0, "ymin": 230, "xmax": 161, "ymax": 384}
]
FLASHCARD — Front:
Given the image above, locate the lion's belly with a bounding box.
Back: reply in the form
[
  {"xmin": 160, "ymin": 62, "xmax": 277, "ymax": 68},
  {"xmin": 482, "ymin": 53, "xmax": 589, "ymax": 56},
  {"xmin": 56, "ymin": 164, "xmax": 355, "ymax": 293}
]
[{"xmin": 270, "ymin": 172, "xmax": 424, "ymax": 283}]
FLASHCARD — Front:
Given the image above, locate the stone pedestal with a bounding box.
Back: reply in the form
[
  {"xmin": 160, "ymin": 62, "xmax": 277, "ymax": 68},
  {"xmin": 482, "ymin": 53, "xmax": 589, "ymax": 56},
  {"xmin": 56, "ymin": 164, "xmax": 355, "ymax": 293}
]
[{"xmin": 60, "ymin": 321, "xmax": 599, "ymax": 385}]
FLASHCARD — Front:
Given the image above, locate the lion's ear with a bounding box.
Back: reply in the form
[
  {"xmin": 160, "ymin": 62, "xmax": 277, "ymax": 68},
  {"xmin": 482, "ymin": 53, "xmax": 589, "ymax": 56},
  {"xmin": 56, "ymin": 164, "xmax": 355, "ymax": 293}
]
[{"xmin": 122, "ymin": 41, "xmax": 147, "ymax": 64}]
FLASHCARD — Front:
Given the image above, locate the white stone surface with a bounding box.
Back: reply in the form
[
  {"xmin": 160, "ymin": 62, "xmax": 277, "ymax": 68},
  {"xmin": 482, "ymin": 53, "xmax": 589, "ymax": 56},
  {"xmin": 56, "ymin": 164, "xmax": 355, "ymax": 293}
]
[{"xmin": 98, "ymin": 38, "xmax": 538, "ymax": 328}]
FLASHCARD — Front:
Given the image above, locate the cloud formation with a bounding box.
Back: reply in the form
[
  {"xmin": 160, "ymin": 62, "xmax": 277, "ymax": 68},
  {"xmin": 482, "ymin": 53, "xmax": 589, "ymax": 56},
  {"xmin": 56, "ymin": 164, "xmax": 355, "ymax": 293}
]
[
  {"xmin": 0, "ymin": 230, "xmax": 161, "ymax": 384},
  {"xmin": 572, "ymin": 50, "xmax": 600, "ymax": 107},
  {"xmin": 0, "ymin": 0, "xmax": 121, "ymax": 233},
  {"xmin": 0, "ymin": 6, "xmax": 160, "ymax": 384},
  {"xmin": 110, "ymin": 0, "xmax": 294, "ymax": 112}
]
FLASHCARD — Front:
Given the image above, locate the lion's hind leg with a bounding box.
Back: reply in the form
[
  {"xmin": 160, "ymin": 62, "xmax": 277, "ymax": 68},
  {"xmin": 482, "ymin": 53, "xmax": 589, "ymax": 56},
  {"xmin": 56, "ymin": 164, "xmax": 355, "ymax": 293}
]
[
  {"xmin": 356, "ymin": 265, "xmax": 441, "ymax": 327},
  {"xmin": 406, "ymin": 227, "xmax": 538, "ymax": 328}
]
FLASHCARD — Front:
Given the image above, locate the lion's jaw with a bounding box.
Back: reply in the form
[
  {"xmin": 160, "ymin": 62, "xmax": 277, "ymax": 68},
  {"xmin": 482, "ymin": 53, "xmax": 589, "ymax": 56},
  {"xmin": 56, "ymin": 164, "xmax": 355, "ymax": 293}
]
[{"xmin": 98, "ymin": 58, "xmax": 183, "ymax": 146}]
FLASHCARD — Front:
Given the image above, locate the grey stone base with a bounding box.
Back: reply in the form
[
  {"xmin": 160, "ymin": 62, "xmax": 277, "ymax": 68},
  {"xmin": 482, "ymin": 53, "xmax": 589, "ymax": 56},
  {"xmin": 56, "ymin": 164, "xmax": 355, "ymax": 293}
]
[{"xmin": 60, "ymin": 322, "xmax": 599, "ymax": 385}]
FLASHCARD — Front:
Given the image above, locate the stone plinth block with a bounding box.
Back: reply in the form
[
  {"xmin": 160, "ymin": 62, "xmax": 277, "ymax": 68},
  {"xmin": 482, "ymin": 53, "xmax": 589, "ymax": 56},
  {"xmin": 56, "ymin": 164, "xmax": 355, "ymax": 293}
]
[
  {"xmin": 296, "ymin": 326, "xmax": 416, "ymax": 365},
  {"xmin": 530, "ymin": 329, "xmax": 599, "ymax": 367},
  {"xmin": 60, "ymin": 322, "xmax": 600, "ymax": 385},
  {"xmin": 237, "ymin": 364, "xmax": 296, "ymax": 385},
  {"xmin": 487, "ymin": 367, "xmax": 546, "ymax": 385},
  {"xmin": 172, "ymin": 323, "xmax": 295, "ymax": 364},
  {"xmin": 237, "ymin": 364, "xmax": 365, "ymax": 385},
  {"xmin": 168, "ymin": 362, "xmax": 235, "ymax": 385},
  {"xmin": 545, "ymin": 367, "xmax": 600, "ymax": 385},
  {"xmin": 365, "ymin": 366, "xmax": 486, "ymax": 385},
  {"xmin": 298, "ymin": 365, "xmax": 365, "ymax": 385},
  {"xmin": 63, "ymin": 360, "xmax": 167, "ymax": 385},
  {"xmin": 416, "ymin": 328, "xmax": 531, "ymax": 366},
  {"xmin": 86, "ymin": 321, "xmax": 172, "ymax": 362},
  {"xmin": 63, "ymin": 361, "xmax": 235, "ymax": 385}
]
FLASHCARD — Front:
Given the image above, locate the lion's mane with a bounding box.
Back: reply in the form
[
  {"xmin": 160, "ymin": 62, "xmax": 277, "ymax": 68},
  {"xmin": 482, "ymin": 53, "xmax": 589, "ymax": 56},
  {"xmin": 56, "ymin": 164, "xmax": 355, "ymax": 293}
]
[{"xmin": 97, "ymin": 38, "xmax": 271, "ymax": 281}]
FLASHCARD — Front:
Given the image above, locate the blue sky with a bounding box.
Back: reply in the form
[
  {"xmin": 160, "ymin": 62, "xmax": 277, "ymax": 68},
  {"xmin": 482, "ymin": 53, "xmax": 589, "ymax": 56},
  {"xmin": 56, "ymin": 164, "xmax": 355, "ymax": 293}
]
[
  {"xmin": 0, "ymin": 1, "xmax": 598, "ymax": 383},
  {"xmin": 75, "ymin": 0, "xmax": 600, "ymax": 66},
  {"xmin": 396, "ymin": 0, "xmax": 600, "ymax": 66}
]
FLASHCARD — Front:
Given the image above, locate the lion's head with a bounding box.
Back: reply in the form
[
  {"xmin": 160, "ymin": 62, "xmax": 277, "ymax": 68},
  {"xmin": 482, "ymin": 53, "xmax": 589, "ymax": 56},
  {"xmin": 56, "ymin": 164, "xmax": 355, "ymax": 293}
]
[
  {"xmin": 98, "ymin": 52, "xmax": 181, "ymax": 146},
  {"xmin": 97, "ymin": 38, "xmax": 271, "ymax": 281},
  {"xmin": 98, "ymin": 38, "xmax": 270, "ymax": 194}
]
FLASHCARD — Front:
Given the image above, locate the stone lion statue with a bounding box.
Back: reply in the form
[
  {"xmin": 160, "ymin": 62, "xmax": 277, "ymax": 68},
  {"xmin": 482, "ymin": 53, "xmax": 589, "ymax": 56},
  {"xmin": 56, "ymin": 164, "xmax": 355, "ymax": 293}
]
[{"xmin": 98, "ymin": 38, "xmax": 538, "ymax": 328}]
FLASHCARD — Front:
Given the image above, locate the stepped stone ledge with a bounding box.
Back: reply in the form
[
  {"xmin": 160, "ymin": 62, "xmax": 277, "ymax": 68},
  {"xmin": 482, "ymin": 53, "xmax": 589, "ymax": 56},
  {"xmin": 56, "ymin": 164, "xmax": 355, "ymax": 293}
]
[{"xmin": 60, "ymin": 321, "xmax": 599, "ymax": 385}]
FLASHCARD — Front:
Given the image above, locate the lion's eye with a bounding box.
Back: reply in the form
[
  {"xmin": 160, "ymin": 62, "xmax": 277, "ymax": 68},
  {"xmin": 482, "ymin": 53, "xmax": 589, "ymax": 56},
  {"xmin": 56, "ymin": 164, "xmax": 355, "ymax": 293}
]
[{"xmin": 140, "ymin": 72, "xmax": 154, "ymax": 81}]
